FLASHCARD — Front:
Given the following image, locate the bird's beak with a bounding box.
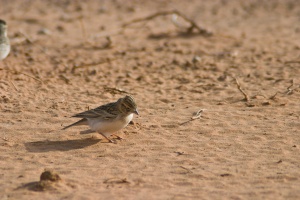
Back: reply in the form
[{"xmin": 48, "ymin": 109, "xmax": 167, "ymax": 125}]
[{"xmin": 134, "ymin": 109, "xmax": 139, "ymax": 115}]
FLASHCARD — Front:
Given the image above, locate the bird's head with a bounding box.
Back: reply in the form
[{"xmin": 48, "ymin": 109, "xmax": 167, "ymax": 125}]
[{"xmin": 117, "ymin": 95, "xmax": 139, "ymax": 115}]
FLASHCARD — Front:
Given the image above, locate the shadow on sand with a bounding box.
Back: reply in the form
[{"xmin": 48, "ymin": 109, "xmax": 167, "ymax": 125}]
[{"xmin": 25, "ymin": 138, "xmax": 101, "ymax": 152}]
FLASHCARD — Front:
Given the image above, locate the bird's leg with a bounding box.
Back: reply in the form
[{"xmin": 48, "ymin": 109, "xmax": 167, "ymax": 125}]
[
  {"xmin": 98, "ymin": 132, "xmax": 115, "ymax": 143},
  {"xmin": 113, "ymin": 134, "xmax": 123, "ymax": 140},
  {"xmin": 80, "ymin": 129, "xmax": 96, "ymax": 134}
]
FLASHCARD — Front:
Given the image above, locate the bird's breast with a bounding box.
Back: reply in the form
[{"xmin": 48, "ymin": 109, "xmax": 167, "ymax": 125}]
[
  {"xmin": 87, "ymin": 113, "xmax": 133, "ymax": 134},
  {"xmin": 0, "ymin": 43, "xmax": 10, "ymax": 60}
]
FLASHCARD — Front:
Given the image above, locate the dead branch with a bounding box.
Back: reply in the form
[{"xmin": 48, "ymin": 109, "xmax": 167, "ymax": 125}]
[
  {"xmin": 284, "ymin": 60, "xmax": 300, "ymax": 64},
  {"xmin": 269, "ymin": 92, "xmax": 278, "ymax": 100},
  {"xmin": 174, "ymin": 151, "xmax": 185, "ymax": 156},
  {"xmin": 71, "ymin": 58, "xmax": 115, "ymax": 72},
  {"xmin": 192, "ymin": 109, "xmax": 204, "ymax": 119},
  {"xmin": 18, "ymin": 31, "xmax": 35, "ymax": 44},
  {"xmin": 9, "ymin": 80, "xmax": 19, "ymax": 91},
  {"xmin": 0, "ymin": 68, "xmax": 43, "ymax": 83},
  {"xmin": 79, "ymin": 17, "xmax": 87, "ymax": 42},
  {"xmin": 103, "ymin": 86, "xmax": 129, "ymax": 95},
  {"xmin": 103, "ymin": 36, "xmax": 112, "ymax": 49},
  {"xmin": 179, "ymin": 166, "xmax": 193, "ymax": 173},
  {"xmin": 122, "ymin": 10, "xmax": 212, "ymax": 36},
  {"xmin": 180, "ymin": 109, "xmax": 205, "ymax": 125},
  {"xmin": 71, "ymin": 54, "xmax": 141, "ymax": 72},
  {"xmin": 1, "ymin": 137, "xmax": 9, "ymax": 142},
  {"xmin": 286, "ymin": 79, "xmax": 294, "ymax": 95},
  {"xmin": 234, "ymin": 78, "xmax": 250, "ymax": 101},
  {"xmin": 85, "ymin": 36, "xmax": 113, "ymax": 50},
  {"xmin": 103, "ymin": 178, "xmax": 130, "ymax": 184},
  {"xmin": 251, "ymin": 94, "xmax": 266, "ymax": 99},
  {"xmin": 18, "ymin": 31, "xmax": 49, "ymax": 55}
]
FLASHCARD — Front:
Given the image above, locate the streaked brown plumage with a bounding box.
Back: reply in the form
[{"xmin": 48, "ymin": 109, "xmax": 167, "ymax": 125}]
[{"xmin": 63, "ymin": 95, "xmax": 139, "ymax": 143}]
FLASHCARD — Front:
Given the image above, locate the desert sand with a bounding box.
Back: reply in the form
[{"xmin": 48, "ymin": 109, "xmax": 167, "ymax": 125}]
[{"xmin": 0, "ymin": 0, "xmax": 299, "ymax": 199}]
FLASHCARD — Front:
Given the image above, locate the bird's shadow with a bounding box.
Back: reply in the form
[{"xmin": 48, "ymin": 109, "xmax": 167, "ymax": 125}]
[
  {"xmin": 25, "ymin": 138, "xmax": 101, "ymax": 153},
  {"xmin": 15, "ymin": 181, "xmax": 41, "ymax": 192}
]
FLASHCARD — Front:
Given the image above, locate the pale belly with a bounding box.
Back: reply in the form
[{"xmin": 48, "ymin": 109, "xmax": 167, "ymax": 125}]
[
  {"xmin": 87, "ymin": 114, "xmax": 133, "ymax": 136},
  {"xmin": 0, "ymin": 44, "xmax": 10, "ymax": 60}
]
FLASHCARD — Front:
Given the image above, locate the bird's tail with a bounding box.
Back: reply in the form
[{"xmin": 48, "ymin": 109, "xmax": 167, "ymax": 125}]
[{"xmin": 62, "ymin": 118, "xmax": 88, "ymax": 130}]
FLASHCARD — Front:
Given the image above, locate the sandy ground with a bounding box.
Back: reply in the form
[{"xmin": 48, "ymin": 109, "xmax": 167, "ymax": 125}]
[{"xmin": 0, "ymin": 0, "xmax": 300, "ymax": 199}]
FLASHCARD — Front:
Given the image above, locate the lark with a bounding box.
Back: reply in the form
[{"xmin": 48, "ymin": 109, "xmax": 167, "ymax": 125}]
[
  {"xmin": 63, "ymin": 95, "xmax": 139, "ymax": 143},
  {"xmin": 0, "ymin": 19, "xmax": 10, "ymax": 61}
]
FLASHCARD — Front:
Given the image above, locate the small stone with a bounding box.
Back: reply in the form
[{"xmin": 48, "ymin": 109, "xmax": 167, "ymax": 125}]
[
  {"xmin": 40, "ymin": 170, "xmax": 61, "ymax": 182},
  {"xmin": 37, "ymin": 28, "xmax": 52, "ymax": 35},
  {"xmin": 262, "ymin": 101, "xmax": 270, "ymax": 106}
]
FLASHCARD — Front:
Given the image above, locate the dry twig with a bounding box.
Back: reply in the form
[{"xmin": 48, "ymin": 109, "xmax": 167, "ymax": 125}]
[
  {"xmin": 18, "ymin": 31, "xmax": 49, "ymax": 55},
  {"xmin": 284, "ymin": 60, "xmax": 300, "ymax": 64},
  {"xmin": 79, "ymin": 17, "xmax": 87, "ymax": 42},
  {"xmin": 103, "ymin": 86, "xmax": 129, "ymax": 95},
  {"xmin": 122, "ymin": 10, "xmax": 212, "ymax": 36},
  {"xmin": 1, "ymin": 137, "xmax": 9, "ymax": 142},
  {"xmin": 103, "ymin": 178, "xmax": 130, "ymax": 184},
  {"xmin": 71, "ymin": 54, "xmax": 141, "ymax": 71},
  {"xmin": 174, "ymin": 151, "xmax": 185, "ymax": 156},
  {"xmin": 179, "ymin": 166, "xmax": 193, "ymax": 173},
  {"xmin": 0, "ymin": 68, "xmax": 43, "ymax": 83},
  {"xmin": 71, "ymin": 58, "xmax": 115, "ymax": 72},
  {"xmin": 18, "ymin": 31, "xmax": 35, "ymax": 44},
  {"xmin": 180, "ymin": 109, "xmax": 205, "ymax": 125},
  {"xmin": 269, "ymin": 92, "xmax": 278, "ymax": 100},
  {"xmin": 9, "ymin": 80, "xmax": 19, "ymax": 91},
  {"xmin": 102, "ymin": 36, "xmax": 112, "ymax": 49},
  {"xmin": 286, "ymin": 79, "xmax": 294, "ymax": 95},
  {"xmin": 234, "ymin": 78, "xmax": 250, "ymax": 101}
]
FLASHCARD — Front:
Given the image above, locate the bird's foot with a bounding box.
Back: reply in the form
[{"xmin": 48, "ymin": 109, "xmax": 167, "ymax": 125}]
[{"xmin": 113, "ymin": 134, "xmax": 124, "ymax": 140}]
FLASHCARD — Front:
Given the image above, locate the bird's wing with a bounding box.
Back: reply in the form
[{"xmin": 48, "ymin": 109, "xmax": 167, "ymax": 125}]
[{"xmin": 72, "ymin": 103, "xmax": 118, "ymax": 120}]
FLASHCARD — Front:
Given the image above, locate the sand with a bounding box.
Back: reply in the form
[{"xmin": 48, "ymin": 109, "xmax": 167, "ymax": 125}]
[{"xmin": 0, "ymin": 0, "xmax": 299, "ymax": 199}]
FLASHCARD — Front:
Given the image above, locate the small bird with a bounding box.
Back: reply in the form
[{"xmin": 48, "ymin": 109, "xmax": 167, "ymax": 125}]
[
  {"xmin": 63, "ymin": 95, "xmax": 139, "ymax": 143},
  {"xmin": 0, "ymin": 19, "xmax": 10, "ymax": 61}
]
